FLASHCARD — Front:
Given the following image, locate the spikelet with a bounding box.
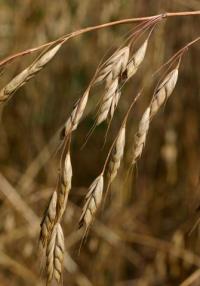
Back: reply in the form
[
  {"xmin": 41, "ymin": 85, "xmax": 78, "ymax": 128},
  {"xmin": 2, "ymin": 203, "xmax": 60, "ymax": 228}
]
[
  {"xmin": 132, "ymin": 107, "xmax": 150, "ymax": 165},
  {"xmin": 57, "ymin": 150, "xmax": 72, "ymax": 220},
  {"xmin": 95, "ymin": 38, "xmax": 149, "ymax": 125},
  {"xmin": 40, "ymin": 191, "xmax": 57, "ymax": 247},
  {"xmin": 125, "ymin": 38, "xmax": 149, "ymax": 80},
  {"xmin": 96, "ymin": 78, "xmax": 119, "ymax": 125},
  {"xmin": 107, "ymin": 125, "xmax": 126, "ymax": 184},
  {"xmin": 95, "ymin": 46, "xmax": 130, "ymax": 84},
  {"xmin": 150, "ymin": 68, "xmax": 179, "ymax": 117},
  {"xmin": 46, "ymin": 223, "xmax": 64, "ymax": 284},
  {"xmin": 79, "ymin": 175, "xmax": 104, "ymax": 231},
  {"xmin": 61, "ymin": 88, "xmax": 89, "ymax": 138},
  {"xmin": 0, "ymin": 43, "xmax": 62, "ymax": 102},
  {"xmin": 108, "ymin": 89, "xmax": 121, "ymax": 122}
]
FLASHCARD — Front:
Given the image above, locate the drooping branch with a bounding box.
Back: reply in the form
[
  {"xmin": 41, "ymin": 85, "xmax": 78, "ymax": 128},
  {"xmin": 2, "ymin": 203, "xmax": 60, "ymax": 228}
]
[{"xmin": 0, "ymin": 11, "xmax": 199, "ymax": 68}]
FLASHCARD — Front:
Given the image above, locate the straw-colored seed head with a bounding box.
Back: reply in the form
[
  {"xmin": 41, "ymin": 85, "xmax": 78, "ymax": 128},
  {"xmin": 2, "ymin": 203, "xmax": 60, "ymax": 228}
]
[
  {"xmin": 63, "ymin": 152, "xmax": 72, "ymax": 188},
  {"xmin": 126, "ymin": 38, "xmax": 148, "ymax": 80},
  {"xmin": 0, "ymin": 43, "xmax": 62, "ymax": 102},
  {"xmin": 79, "ymin": 175, "xmax": 104, "ymax": 229},
  {"xmin": 46, "ymin": 223, "xmax": 64, "ymax": 284},
  {"xmin": 97, "ymin": 78, "xmax": 119, "ymax": 125},
  {"xmin": 40, "ymin": 191, "xmax": 57, "ymax": 247},
  {"xmin": 150, "ymin": 68, "xmax": 178, "ymax": 117},
  {"xmin": 108, "ymin": 125, "xmax": 126, "ymax": 183},
  {"xmin": 95, "ymin": 46, "xmax": 130, "ymax": 84},
  {"xmin": 57, "ymin": 151, "xmax": 72, "ymax": 220},
  {"xmin": 108, "ymin": 89, "xmax": 121, "ymax": 122},
  {"xmin": 62, "ymin": 89, "xmax": 89, "ymax": 137},
  {"xmin": 108, "ymin": 47, "xmax": 130, "ymax": 84},
  {"xmin": 132, "ymin": 107, "xmax": 150, "ymax": 165}
]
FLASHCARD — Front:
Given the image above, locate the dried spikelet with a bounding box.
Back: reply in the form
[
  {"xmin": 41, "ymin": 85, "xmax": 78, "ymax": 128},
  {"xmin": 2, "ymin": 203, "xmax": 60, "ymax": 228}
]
[
  {"xmin": 79, "ymin": 175, "xmax": 104, "ymax": 230},
  {"xmin": 0, "ymin": 43, "xmax": 62, "ymax": 102},
  {"xmin": 46, "ymin": 223, "xmax": 64, "ymax": 284},
  {"xmin": 108, "ymin": 89, "xmax": 121, "ymax": 122},
  {"xmin": 96, "ymin": 78, "xmax": 119, "ymax": 125},
  {"xmin": 125, "ymin": 38, "xmax": 149, "ymax": 80},
  {"xmin": 107, "ymin": 125, "xmax": 126, "ymax": 184},
  {"xmin": 61, "ymin": 88, "xmax": 89, "ymax": 138},
  {"xmin": 57, "ymin": 151, "xmax": 72, "ymax": 219},
  {"xmin": 40, "ymin": 191, "xmax": 57, "ymax": 247},
  {"xmin": 150, "ymin": 68, "xmax": 179, "ymax": 117},
  {"xmin": 132, "ymin": 107, "xmax": 150, "ymax": 165},
  {"xmin": 96, "ymin": 38, "xmax": 149, "ymax": 125},
  {"xmin": 95, "ymin": 46, "xmax": 130, "ymax": 84}
]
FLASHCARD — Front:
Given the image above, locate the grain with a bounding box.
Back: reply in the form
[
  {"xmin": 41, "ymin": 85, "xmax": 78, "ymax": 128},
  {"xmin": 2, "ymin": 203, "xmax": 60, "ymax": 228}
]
[
  {"xmin": 46, "ymin": 223, "xmax": 64, "ymax": 284},
  {"xmin": 40, "ymin": 191, "xmax": 57, "ymax": 247},
  {"xmin": 150, "ymin": 68, "xmax": 179, "ymax": 117},
  {"xmin": 95, "ymin": 46, "xmax": 130, "ymax": 85},
  {"xmin": 132, "ymin": 107, "xmax": 150, "ymax": 165},
  {"xmin": 57, "ymin": 150, "xmax": 72, "ymax": 220},
  {"xmin": 62, "ymin": 88, "xmax": 90, "ymax": 138},
  {"xmin": 79, "ymin": 174, "xmax": 104, "ymax": 231},
  {"xmin": 107, "ymin": 125, "xmax": 126, "ymax": 184},
  {"xmin": 124, "ymin": 38, "xmax": 149, "ymax": 80},
  {"xmin": 0, "ymin": 43, "xmax": 62, "ymax": 103},
  {"xmin": 97, "ymin": 78, "xmax": 119, "ymax": 125}
]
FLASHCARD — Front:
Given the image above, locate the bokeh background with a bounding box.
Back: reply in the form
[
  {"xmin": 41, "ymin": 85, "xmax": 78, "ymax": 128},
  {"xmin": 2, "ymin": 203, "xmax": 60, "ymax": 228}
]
[{"xmin": 0, "ymin": 0, "xmax": 200, "ymax": 285}]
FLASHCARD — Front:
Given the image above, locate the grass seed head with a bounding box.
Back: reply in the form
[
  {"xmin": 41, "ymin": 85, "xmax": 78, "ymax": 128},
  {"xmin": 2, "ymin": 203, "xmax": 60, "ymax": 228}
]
[
  {"xmin": 0, "ymin": 43, "xmax": 62, "ymax": 102},
  {"xmin": 108, "ymin": 125, "xmax": 126, "ymax": 183},
  {"xmin": 79, "ymin": 174, "xmax": 104, "ymax": 230},
  {"xmin": 57, "ymin": 151, "xmax": 72, "ymax": 220},
  {"xmin": 62, "ymin": 89, "xmax": 89, "ymax": 137},
  {"xmin": 150, "ymin": 68, "xmax": 179, "ymax": 117},
  {"xmin": 126, "ymin": 38, "xmax": 149, "ymax": 80},
  {"xmin": 46, "ymin": 223, "xmax": 64, "ymax": 284},
  {"xmin": 95, "ymin": 46, "xmax": 130, "ymax": 85},
  {"xmin": 40, "ymin": 191, "xmax": 57, "ymax": 247},
  {"xmin": 132, "ymin": 107, "xmax": 150, "ymax": 165},
  {"xmin": 97, "ymin": 78, "xmax": 119, "ymax": 125}
]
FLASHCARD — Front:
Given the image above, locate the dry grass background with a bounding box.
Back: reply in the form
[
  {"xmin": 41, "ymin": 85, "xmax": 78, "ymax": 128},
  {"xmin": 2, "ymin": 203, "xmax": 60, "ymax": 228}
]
[{"xmin": 0, "ymin": 0, "xmax": 200, "ymax": 285}]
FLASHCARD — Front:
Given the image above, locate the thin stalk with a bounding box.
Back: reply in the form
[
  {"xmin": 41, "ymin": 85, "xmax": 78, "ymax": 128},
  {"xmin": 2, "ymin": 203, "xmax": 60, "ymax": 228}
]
[
  {"xmin": 0, "ymin": 11, "xmax": 199, "ymax": 68},
  {"xmin": 153, "ymin": 36, "xmax": 200, "ymax": 77}
]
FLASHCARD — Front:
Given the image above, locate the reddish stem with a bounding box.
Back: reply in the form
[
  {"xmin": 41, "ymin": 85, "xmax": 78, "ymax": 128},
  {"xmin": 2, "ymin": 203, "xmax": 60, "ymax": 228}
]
[{"xmin": 0, "ymin": 11, "xmax": 199, "ymax": 68}]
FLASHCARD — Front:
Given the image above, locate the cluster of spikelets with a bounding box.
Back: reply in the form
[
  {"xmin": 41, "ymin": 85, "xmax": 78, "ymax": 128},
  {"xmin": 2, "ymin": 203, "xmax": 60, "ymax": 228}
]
[
  {"xmin": 0, "ymin": 16, "xmax": 180, "ymax": 284},
  {"xmin": 39, "ymin": 139, "xmax": 72, "ymax": 284},
  {"xmin": 37, "ymin": 21, "xmax": 180, "ymax": 284},
  {"xmin": 0, "ymin": 10, "xmax": 198, "ymax": 285}
]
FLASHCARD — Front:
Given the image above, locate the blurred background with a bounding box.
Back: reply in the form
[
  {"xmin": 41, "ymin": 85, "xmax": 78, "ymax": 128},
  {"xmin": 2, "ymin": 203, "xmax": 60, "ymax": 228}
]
[{"xmin": 0, "ymin": 0, "xmax": 200, "ymax": 285}]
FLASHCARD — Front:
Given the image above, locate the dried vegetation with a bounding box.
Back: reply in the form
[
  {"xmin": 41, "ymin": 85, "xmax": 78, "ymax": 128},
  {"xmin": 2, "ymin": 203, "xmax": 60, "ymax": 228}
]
[{"xmin": 0, "ymin": 1, "xmax": 200, "ymax": 286}]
